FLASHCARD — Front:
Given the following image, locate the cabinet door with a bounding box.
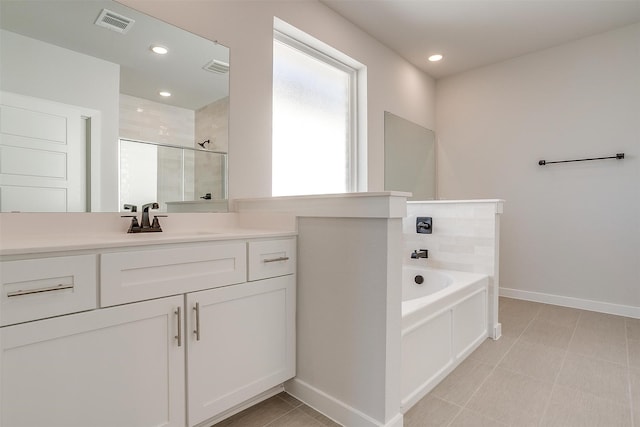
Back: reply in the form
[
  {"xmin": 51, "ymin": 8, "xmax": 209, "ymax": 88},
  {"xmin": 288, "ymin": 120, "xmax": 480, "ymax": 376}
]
[
  {"xmin": 1, "ymin": 296, "xmax": 185, "ymax": 427},
  {"xmin": 186, "ymin": 276, "xmax": 296, "ymax": 426}
]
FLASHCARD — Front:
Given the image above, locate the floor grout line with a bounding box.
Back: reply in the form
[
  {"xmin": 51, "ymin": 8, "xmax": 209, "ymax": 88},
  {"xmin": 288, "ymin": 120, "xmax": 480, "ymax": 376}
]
[
  {"xmin": 536, "ymin": 309, "xmax": 581, "ymax": 426},
  {"xmin": 261, "ymin": 406, "xmax": 302, "ymax": 427},
  {"xmin": 453, "ymin": 301, "xmax": 540, "ymax": 426},
  {"xmin": 625, "ymin": 318, "xmax": 636, "ymax": 427},
  {"xmin": 441, "ymin": 399, "xmax": 464, "ymax": 427}
]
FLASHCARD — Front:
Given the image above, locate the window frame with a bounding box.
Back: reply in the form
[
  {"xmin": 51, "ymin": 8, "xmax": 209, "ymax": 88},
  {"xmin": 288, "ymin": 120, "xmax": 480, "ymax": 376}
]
[{"xmin": 273, "ymin": 30, "xmax": 359, "ymax": 195}]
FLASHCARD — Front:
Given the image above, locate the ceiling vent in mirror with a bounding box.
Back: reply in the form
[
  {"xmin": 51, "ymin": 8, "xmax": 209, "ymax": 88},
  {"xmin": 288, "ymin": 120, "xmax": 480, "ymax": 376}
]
[
  {"xmin": 95, "ymin": 9, "xmax": 135, "ymax": 34},
  {"xmin": 202, "ymin": 60, "xmax": 230, "ymax": 74}
]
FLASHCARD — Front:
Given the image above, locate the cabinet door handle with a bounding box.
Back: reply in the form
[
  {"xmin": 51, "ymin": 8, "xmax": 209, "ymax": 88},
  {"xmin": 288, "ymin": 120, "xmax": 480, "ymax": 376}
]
[
  {"xmin": 7, "ymin": 283, "xmax": 74, "ymax": 297},
  {"xmin": 175, "ymin": 307, "xmax": 182, "ymax": 347},
  {"xmin": 193, "ymin": 302, "xmax": 201, "ymax": 341},
  {"xmin": 263, "ymin": 256, "xmax": 290, "ymax": 263}
]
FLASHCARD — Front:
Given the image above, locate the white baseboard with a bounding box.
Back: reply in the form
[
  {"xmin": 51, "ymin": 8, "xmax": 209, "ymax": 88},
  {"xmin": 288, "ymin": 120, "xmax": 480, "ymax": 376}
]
[
  {"xmin": 500, "ymin": 287, "xmax": 640, "ymax": 319},
  {"xmin": 285, "ymin": 378, "xmax": 403, "ymax": 427},
  {"xmin": 492, "ymin": 323, "xmax": 502, "ymax": 340}
]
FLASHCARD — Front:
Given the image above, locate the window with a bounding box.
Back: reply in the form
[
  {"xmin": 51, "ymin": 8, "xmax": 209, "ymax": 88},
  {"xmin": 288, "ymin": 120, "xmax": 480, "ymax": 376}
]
[{"xmin": 272, "ymin": 30, "xmax": 359, "ymax": 196}]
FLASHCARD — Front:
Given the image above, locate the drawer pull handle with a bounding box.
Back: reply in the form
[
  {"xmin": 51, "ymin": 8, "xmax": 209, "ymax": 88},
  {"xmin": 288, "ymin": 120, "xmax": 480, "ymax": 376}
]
[
  {"xmin": 175, "ymin": 307, "xmax": 182, "ymax": 347},
  {"xmin": 193, "ymin": 302, "xmax": 201, "ymax": 341},
  {"xmin": 7, "ymin": 284, "xmax": 74, "ymax": 298},
  {"xmin": 263, "ymin": 256, "xmax": 290, "ymax": 263}
]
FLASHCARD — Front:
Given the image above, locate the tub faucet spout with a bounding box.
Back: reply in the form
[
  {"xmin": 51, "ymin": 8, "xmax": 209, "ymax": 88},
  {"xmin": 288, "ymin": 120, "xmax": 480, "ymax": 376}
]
[{"xmin": 411, "ymin": 249, "xmax": 429, "ymax": 259}]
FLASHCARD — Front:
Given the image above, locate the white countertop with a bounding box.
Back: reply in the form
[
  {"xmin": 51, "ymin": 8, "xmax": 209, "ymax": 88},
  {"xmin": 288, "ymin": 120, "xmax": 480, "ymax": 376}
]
[
  {"xmin": 0, "ymin": 228, "xmax": 297, "ymax": 257},
  {"xmin": 0, "ymin": 211, "xmax": 297, "ymax": 257}
]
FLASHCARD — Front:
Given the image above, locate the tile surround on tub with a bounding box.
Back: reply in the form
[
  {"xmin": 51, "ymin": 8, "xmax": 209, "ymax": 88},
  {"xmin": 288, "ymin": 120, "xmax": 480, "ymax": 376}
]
[
  {"xmin": 404, "ymin": 202, "xmax": 502, "ymax": 275},
  {"xmin": 404, "ymin": 200, "xmax": 504, "ymax": 339}
]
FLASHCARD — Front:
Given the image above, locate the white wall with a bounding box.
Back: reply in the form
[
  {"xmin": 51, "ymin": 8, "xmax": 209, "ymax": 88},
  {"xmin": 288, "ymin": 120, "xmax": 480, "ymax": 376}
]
[
  {"xmin": 236, "ymin": 193, "xmax": 407, "ymax": 426},
  {"xmin": 0, "ymin": 29, "xmax": 120, "ymax": 211},
  {"xmin": 291, "ymin": 217, "xmax": 403, "ymax": 426},
  {"xmin": 118, "ymin": 0, "xmax": 436, "ymax": 200},
  {"xmin": 436, "ymin": 24, "xmax": 640, "ymax": 313}
]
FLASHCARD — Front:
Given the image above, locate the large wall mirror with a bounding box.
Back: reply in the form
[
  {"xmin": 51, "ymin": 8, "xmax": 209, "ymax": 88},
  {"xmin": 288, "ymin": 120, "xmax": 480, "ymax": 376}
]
[
  {"xmin": 0, "ymin": 0, "xmax": 229, "ymax": 213},
  {"xmin": 384, "ymin": 111, "xmax": 436, "ymax": 200}
]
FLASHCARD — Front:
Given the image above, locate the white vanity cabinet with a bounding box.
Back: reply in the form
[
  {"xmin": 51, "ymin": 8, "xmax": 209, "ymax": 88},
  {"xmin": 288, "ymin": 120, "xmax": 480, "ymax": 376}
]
[
  {"xmin": 186, "ymin": 237, "xmax": 296, "ymax": 426},
  {"xmin": 186, "ymin": 275, "xmax": 296, "ymax": 427},
  {"xmin": 0, "ymin": 235, "xmax": 296, "ymax": 427},
  {"xmin": 0, "ymin": 295, "xmax": 185, "ymax": 427}
]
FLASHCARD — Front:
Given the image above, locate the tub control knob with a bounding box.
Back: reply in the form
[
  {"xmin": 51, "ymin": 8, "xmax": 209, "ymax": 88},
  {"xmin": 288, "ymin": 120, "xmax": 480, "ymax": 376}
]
[{"xmin": 416, "ymin": 217, "xmax": 432, "ymax": 234}]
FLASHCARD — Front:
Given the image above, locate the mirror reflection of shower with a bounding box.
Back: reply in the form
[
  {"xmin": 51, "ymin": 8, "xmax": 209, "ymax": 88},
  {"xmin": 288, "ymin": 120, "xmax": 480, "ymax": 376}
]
[{"xmin": 119, "ymin": 139, "xmax": 227, "ymax": 213}]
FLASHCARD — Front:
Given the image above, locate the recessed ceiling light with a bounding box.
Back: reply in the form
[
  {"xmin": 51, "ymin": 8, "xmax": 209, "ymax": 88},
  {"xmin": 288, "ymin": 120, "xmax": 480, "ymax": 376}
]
[
  {"xmin": 151, "ymin": 45, "xmax": 168, "ymax": 55},
  {"xmin": 428, "ymin": 54, "xmax": 443, "ymax": 62},
  {"xmin": 159, "ymin": 91, "xmax": 171, "ymax": 97}
]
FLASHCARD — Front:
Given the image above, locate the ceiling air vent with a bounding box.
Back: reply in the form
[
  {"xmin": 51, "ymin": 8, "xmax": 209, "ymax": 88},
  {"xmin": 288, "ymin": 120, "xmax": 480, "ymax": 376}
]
[
  {"xmin": 94, "ymin": 9, "xmax": 135, "ymax": 34},
  {"xmin": 202, "ymin": 60, "xmax": 230, "ymax": 74}
]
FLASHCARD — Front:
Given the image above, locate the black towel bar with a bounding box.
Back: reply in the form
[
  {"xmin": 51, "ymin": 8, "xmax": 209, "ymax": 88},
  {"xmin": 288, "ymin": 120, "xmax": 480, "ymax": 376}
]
[{"xmin": 538, "ymin": 153, "xmax": 624, "ymax": 166}]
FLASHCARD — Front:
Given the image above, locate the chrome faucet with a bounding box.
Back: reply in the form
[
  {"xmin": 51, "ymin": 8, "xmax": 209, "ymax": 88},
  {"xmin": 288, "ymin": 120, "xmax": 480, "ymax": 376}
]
[
  {"xmin": 121, "ymin": 202, "xmax": 166, "ymax": 233},
  {"xmin": 411, "ymin": 249, "xmax": 429, "ymax": 259},
  {"xmin": 141, "ymin": 202, "xmax": 159, "ymax": 229}
]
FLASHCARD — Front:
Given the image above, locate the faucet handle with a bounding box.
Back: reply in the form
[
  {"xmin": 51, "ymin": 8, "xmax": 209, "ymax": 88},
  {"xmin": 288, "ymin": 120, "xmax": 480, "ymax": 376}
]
[
  {"xmin": 142, "ymin": 202, "xmax": 159, "ymax": 212},
  {"xmin": 151, "ymin": 215, "xmax": 167, "ymax": 230},
  {"xmin": 123, "ymin": 204, "xmax": 137, "ymax": 213},
  {"xmin": 121, "ymin": 215, "xmax": 141, "ymax": 233},
  {"xmin": 416, "ymin": 217, "xmax": 432, "ymax": 234}
]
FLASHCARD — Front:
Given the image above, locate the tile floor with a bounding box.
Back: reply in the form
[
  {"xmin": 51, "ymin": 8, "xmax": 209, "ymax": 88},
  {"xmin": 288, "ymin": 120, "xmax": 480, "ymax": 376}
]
[
  {"xmin": 405, "ymin": 297, "xmax": 639, "ymax": 427},
  {"xmin": 211, "ymin": 391, "xmax": 340, "ymax": 427},
  {"xmin": 213, "ymin": 297, "xmax": 640, "ymax": 426}
]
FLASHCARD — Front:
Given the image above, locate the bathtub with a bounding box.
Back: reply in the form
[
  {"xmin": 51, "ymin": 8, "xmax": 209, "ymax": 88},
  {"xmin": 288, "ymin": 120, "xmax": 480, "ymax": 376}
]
[{"xmin": 401, "ymin": 266, "xmax": 489, "ymax": 412}]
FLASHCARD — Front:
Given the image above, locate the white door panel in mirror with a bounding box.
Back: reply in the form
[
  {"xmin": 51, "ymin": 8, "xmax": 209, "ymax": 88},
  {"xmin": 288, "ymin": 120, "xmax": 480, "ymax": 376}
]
[{"xmin": 0, "ymin": 93, "xmax": 85, "ymax": 212}]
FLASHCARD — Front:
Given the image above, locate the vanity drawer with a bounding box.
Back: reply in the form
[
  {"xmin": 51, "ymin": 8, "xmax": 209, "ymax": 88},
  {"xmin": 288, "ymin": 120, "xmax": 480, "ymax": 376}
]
[
  {"xmin": 0, "ymin": 255, "xmax": 98, "ymax": 326},
  {"xmin": 248, "ymin": 238, "xmax": 296, "ymax": 281},
  {"xmin": 100, "ymin": 242, "xmax": 246, "ymax": 307}
]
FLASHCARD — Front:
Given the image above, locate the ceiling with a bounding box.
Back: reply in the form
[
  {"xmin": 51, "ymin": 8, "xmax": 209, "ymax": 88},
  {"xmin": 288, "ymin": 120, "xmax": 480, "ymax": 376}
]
[{"xmin": 320, "ymin": 0, "xmax": 640, "ymax": 79}]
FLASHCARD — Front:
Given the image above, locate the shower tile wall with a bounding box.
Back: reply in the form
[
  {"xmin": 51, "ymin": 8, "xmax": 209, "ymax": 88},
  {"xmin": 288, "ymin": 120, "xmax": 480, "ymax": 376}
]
[
  {"xmin": 196, "ymin": 97, "xmax": 229, "ymax": 152},
  {"xmin": 120, "ymin": 94, "xmax": 195, "ymax": 147},
  {"xmin": 195, "ymin": 97, "xmax": 229, "ymax": 199}
]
